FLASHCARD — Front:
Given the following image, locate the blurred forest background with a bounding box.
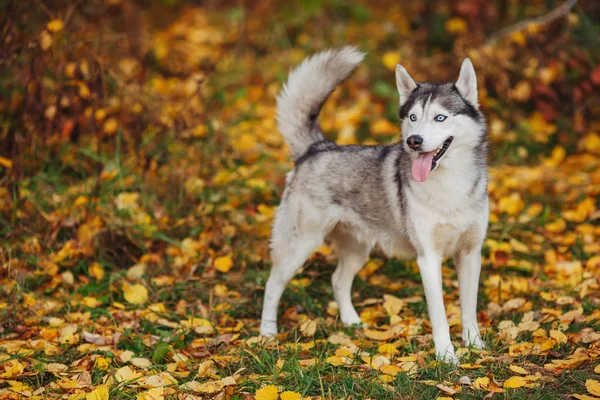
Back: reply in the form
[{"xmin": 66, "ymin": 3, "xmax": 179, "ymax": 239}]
[{"xmin": 0, "ymin": 0, "xmax": 599, "ymax": 399}]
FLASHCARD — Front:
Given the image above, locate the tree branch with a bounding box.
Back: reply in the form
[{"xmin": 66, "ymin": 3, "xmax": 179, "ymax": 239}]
[{"xmin": 485, "ymin": 0, "xmax": 578, "ymax": 46}]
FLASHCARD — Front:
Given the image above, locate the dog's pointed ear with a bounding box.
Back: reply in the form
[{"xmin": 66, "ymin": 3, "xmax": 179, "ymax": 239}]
[
  {"xmin": 456, "ymin": 58, "xmax": 478, "ymax": 106},
  {"xmin": 396, "ymin": 65, "xmax": 417, "ymax": 106}
]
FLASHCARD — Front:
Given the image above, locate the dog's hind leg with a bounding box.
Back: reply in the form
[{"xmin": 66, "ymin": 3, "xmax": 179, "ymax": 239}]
[
  {"xmin": 260, "ymin": 205, "xmax": 325, "ymax": 337},
  {"xmin": 330, "ymin": 229, "xmax": 370, "ymax": 326}
]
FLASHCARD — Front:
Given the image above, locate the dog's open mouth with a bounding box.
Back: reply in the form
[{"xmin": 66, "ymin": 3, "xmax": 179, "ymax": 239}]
[{"xmin": 411, "ymin": 136, "xmax": 454, "ymax": 182}]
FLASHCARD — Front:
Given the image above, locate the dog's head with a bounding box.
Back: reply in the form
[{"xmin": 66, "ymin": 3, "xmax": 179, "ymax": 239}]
[{"xmin": 395, "ymin": 59, "xmax": 485, "ymax": 182}]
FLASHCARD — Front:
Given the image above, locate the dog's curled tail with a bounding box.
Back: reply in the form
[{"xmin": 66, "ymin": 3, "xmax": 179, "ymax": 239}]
[{"xmin": 276, "ymin": 46, "xmax": 365, "ymax": 160}]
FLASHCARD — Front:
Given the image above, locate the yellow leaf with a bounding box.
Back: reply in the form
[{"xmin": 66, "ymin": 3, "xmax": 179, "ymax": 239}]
[
  {"xmin": 545, "ymin": 219, "xmax": 566, "ymax": 234},
  {"xmin": 362, "ymin": 354, "xmax": 389, "ymax": 368},
  {"xmin": 378, "ymin": 343, "xmax": 399, "ymax": 355},
  {"xmin": 255, "ymin": 385, "xmax": 278, "ymax": 400},
  {"xmin": 115, "ymin": 365, "xmax": 142, "ymax": 383},
  {"xmin": 383, "ymin": 294, "xmax": 404, "ymax": 317},
  {"xmin": 503, "ymin": 376, "xmax": 527, "ymax": 389},
  {"xmin": 380, "ymin": 364, "xmax": 402, "ymax": 376},
  {"xmin": 290, "ymin": 277, "xmax": 311, "ymax": 288},
  {"xmin": 127, "ymin": 263, "xmax": 146, "ymax": 281},
  {"xmin": 594, "ymin": 364, "xmax": 600, "ymax": 374},
  {"xmin": 436, "ymin": 384, "xmax": 457, "ymax": 395},
  {"xmin": 382, "ymin": 51, "xmax": 401, "ymax": 71},
  {"xmin": 363, "ymin": 324, "xmax": 405, "ymax": 341},
  {"xmin": 300, "ymin": 319, "xmax": 317, "ymax": 337},
  {"xmin": 137, "ymin": 387, "xmax": 164, "ymax": 400},
  {"xmin": 508, "ymin": 365, "xmax": 529, "ymax": 375},
  {"xmin": 47, "ymin": 19, "xmax": 64, "ymax": 33},
  {"xmin": 247, "ymin": 178, "xmax": 267, "ymax": 190},
  {"xmin": 7, "ymin": 380, "xmax": 33, "ymax": 395},
  {"xmin": 88, "ymin": 262, "xmax": 104, "ymax": 281},
  {"xmin": 582, "ymin": 132, "xmax": 600, "ymax": 154},
  {"xmin": 180, "ymin": 317, "xmax": 214, "ymax": 335},
  {"xmin": 214, "ymin": 255, "xmax": 233, "ymax": 273},
  {"xmin": 358, "ymin": 259, "xmax": 382, "ymax": 280},
  {"xmin": 511, "ymin": 81, "xmax": 532, "ymax": 102},
  {"xmin": 0, "ymin": 156, "xmax": 12, "ymax": 169},
  {"xmin": 187, "ymin": 380, "xmax": 224, "ymax": 394},
  {"xmin": 82, "ymin": 297, "xmax": 100, "ymax": 308},
  {"xmin": 370, "ymin": 119, "xmax": 397, "ymax": 136},
  {"xmin": 95, "ymin": 357, "xmax": 110, "ymax": 371},
  {"xmin": 132, "ymin": 358, "xmax": 152, "ymax": 368},
  {"xmin": 445, "ymin": 17, "xmax": 467, "ymax": 34},
  {"xmin": 459, "ymin": 363, "xmax": 483, "ymax": 369},
  {"xmin": 574, "ymin": 395, "xmax": 600, "ymax": 400},
  {"xmin": 280, "ymin": 391, "xmax": 302, "ymax": 400},
  {"xmin": 79, "ymin": 82, "xmax": 91, "ymax": 99},
  {"xmin": 103, "ymin": 118, "xmax": 118, "ymax": 135},
  {"xmin": 40, "ymin": 30, "xmax": 53, "ymax": 50},
  {"xmin": 397, "ymin": 356, "xmax": 417, "ymax": 362},
  {"xmin": 232, "ymin": 133, "xmax": 257, "ymax": 152},
  {"xmin": 498, "ymin": 193, "xmax": 525, "ymax": 216},
  {"xmin": 86, "ymin": 384, "xmax": 109, "ymax": 400},
  {"xmin": 326, "ymin": 356, "xmax": 345, "ymax": 366},
  {"xmin": 474, "ymin": 376, "xmax": 490, "ymax": 390},
  {"xmin": 123, "ymin": 283, "xmax": 149, "ymax": 305},
  {"xmin": 0, "ymin": 359, "xmax": 24, "ymax": 378},
  {"xmin": 587, "ymin": 380, "xmax": 600, "ymax": 397},
  {"xmin": 550, "ymin": 329, "xmax": 568, "ymax": 344},
  {"xmin": 45, "ymin": 363, "xmax": 68, "ymax": 374}
]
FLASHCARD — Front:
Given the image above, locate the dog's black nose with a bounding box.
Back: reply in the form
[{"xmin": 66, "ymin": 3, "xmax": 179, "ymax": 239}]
[{"xmin": 406, "ymin": 135, "xmax": 423, "ymax": 150}]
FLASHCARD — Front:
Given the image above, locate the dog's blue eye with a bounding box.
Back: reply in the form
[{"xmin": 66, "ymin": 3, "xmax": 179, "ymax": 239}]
[
  {"xmin": 435, "ymin": 115, "xmax": 447, "ymax": 122},
  {"xmin": 409, "ymin": 114, "xmax": 417, "ymax": 121}
]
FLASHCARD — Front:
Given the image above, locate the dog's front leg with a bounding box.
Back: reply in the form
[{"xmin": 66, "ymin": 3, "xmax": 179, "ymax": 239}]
[
  {"xmin": 456, "ymin": 248, "xmax": 485, "ymax": 349},
  {"xmin": 417, "ymin": 252, "xmax": 457, "ymax": 364}
]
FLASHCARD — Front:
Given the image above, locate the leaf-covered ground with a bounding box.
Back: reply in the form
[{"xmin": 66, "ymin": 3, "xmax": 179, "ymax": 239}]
[{"xmin": 1, "ymin": 1, "xmax": 599, "ymax": 399}]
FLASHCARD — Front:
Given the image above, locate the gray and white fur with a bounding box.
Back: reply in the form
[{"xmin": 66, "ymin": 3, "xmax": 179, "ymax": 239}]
[{"xmin": 260, "ymin": 47, "xmax": 488, "ymax": 363}]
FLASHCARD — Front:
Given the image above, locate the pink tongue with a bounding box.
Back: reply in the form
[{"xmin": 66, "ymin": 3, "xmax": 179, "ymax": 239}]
[{"xmin": 411, "ymin": 151, "xmax": 435, "ymax": 182}]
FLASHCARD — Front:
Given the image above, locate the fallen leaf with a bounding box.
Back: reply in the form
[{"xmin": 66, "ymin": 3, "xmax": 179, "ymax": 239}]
[
  {"xmin": 255, "ymin": 385, "xmax": 278, "ymax": 400},
  {"xmin": 436, "ymin": 384, "xmax": 457, "ymax": 395},
  {"xmin": 86, "ymin": 384, "xmax": 109, "ymax": 400},
  {"xmin": 214, "ymin": 255, "xmax": 233, "ymax": 273},
  {"xmin": 587, "ymin": 380, "xmax": 600, "ymax": 397},
  {"xmin": 508, "ymin": 365, "xmax": 528, "ymax": 375},
  {"xmin": 123, "ymin": 283, "xmax": 149, "ymax": 305},
  {"xmin": 280, "ymin": 391, "xmax": 302, "ymax": 400},
  {"xmin": 503, "ymin": 376, "xmax": 527, "ymax": 389},
  {"xmin": 299, "ymin": 318, "xmax": 318, "ymax": 337},
  {"xmin": 382, "ymin": 294, "xmax": 404, "ymax": 317},
  {"xmin": 47, "ymin": 19, "xmax": 64, "ymax": 33}
]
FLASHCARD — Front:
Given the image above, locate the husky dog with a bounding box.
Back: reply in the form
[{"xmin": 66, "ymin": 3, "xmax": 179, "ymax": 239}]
[{"xmin": 260, "ymin": 47, "xmax": 488, "ymax": 363}]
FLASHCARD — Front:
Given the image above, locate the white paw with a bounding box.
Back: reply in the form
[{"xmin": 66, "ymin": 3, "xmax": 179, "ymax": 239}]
[
  {"xmin": 434, "ymin": 339, "xmax": 458, "ymax": 365},
  {"xmin": 464, "ymin": 335, "xmax": 485, "ymax": 350},
  {"xmin": 260, "ymin": 321, "xmax": 278, "ymax": 337},
  {"xmin": 463, "ymin": 330, "xmax": 485, "ymax": 349},
  {"xmin": 340, "ymin": 310, "xmax": 363, "ymax": 327},
  {"xmin": 437, "ymin": 347, "xmax": 459, "ymax": 365}
]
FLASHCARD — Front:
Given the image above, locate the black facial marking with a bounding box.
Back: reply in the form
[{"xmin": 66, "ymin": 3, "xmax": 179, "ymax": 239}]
[
  {"xmin": 398, "ymin": 84, "xmax": 420, "ymax": 119},
  {"xmin": 451, "ymin": 85, "xmax": 482, "ymax": 122},
  {"xmin": 399, "ymin": 82, "xmax": 483, "ymax": 123}
]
